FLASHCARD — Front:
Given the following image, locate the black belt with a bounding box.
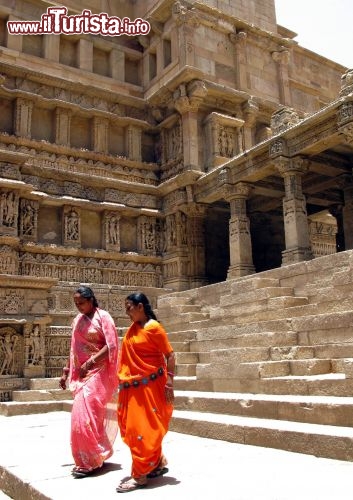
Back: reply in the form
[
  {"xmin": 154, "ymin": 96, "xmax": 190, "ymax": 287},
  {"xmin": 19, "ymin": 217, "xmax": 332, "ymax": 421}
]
[{"xmin": 119, "ymin": 367, "xmax": 164, "ymax": 390}]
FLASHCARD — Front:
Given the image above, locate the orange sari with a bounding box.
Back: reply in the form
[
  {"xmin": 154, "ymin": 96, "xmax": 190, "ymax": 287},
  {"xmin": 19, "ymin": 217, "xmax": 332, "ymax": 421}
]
[{"xmin": 118, "ymin": 319, "xmax": 173, "ymax": 478}]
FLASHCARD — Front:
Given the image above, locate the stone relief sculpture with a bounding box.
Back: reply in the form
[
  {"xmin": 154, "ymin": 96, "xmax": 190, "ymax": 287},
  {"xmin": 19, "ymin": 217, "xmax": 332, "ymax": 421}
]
[
  {"xmin": 0, "ymin": 331, "xmax": 19, "ymax": 376},
  {"xmin": 218, "ymin": 127, "xmax": 234, "ymax": 157},
  {"xmin": 20, "ymin": 199, "xmax": 38, "ymax": 238},
  {"xmin": 27, "ymin": 325, "xmax": 41, "ymax": 366},
  {"xmin": 1, "ymin": 191, "xmax": 18, "ymax": 230}
]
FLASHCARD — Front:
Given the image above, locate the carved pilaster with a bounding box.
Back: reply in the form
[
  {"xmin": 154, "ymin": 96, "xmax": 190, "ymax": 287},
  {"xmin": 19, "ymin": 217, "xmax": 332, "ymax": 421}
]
[
  {"xmin": 275, "ymin": 156, "xmax": 313, "ymax": 264},
  {"xmin": 15, "ymin": 98, "xmax": 33, "ymax": 138},
  {"xmin": 272, "ymin": 49, "xmax": 291, "ymax": 106},
  {"xmin": 125, "ymin": 125, "xmax": 142, "ymax": 162},
  {"xmin": 19, "ymin": 199, "xmax": 38, "ymax": 241},
  {"xmin": 63, "ymin": 206, "xmax": 80, "ymax": 247},
  {"xmin": 182, "ymin": 203, "xmax": 207, "ymax": 288},
  {"xmin": 103, "ymin": 212, "xmax": 120, "ymax": 251},
  {"xmin": 174, "ymin": 81, "xmax": 207, "ymax": 171},
  {"xmin": 92, "ymin": 116, "xmax": 109, "ymax": 153},
  {"xmin": 229, "ymin": 31, "xmax": 248, "ymax": 90},
  {"xmin": 55, "ymin": 108, "xmax": 71, "ymax": 146},
  {"xmin": 242, "ymin": 98, "xmax": 259, "ymax": 150}
]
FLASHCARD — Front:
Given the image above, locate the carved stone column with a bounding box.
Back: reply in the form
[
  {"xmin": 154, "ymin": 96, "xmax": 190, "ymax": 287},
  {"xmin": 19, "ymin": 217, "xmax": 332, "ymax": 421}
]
[
  {"xmin": 125, "ymin": 125, "xmax": 142, "ymax": 162},
  {"xmin": 163, "ymin": 209, "xmax": 189, "ymax": 291},
  {"xmin": 229, "ymin": 31, "xmax": 248, "ymax": 91},
  {"xmin": 15, "ymin": 98, "xmax": 33, "ymax": 138},
  {"xmin": 337, "ymin": 174, "xmax": 353, "ymax": 249},
  {"xmin": 92, "ymin": 116, "xmax": 109, "ymax": 154},
  {"xmin": 182, "ymin": 203, "xmax": 207, "ymax": 288},
  {"xmin": 224, "ymin": 183, "xmax": 255, "ymax": 278},
  {"xmin": 174, "ymin": 80, "xmax": 207, "ymax": 171},
  {"xmin": 242, "ymin": 98, "xmax": 259, "ymax": 150},
  {"xmin": 272, "ymin": 49, "xmax": 291, "ymax": 106},
  {"xmin": 55, "ymin": 108, "xmax": 71, "ymax": 146},
  {"xmin": 275, "ymin": 156, "xmax": 313, "ymax": 264}
]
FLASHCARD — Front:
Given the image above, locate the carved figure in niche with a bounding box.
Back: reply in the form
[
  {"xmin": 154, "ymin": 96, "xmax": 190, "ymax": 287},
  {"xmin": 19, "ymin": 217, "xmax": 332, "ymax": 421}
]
[
  {"xmin": 2, "ymin": 191, "xmax": 15, "ymax": 227},
  {"xmin": 108, "ymin": 216, "xmax": 119, "ymax": 245},
  {"xmin": 218, "ymin": 127, "xmax": 234, "ymax": 157},
  {"xmin": 22, "ymin": 201, "xmax": 35, "ymax": 235},
  {"xmin": 180, "ymin": 212, "xmax": 188, "ymax": 245},
  {"xmin": 27, "ymin": 325, "xmax": 41, "ymax": 365},
  {"xmin": 167, "ymin": 214, "xmax": 177, "ymax": 247},
  {"xmin": 143, "ymin": 222, "xmax": 155, "ymax": 251},
  {"xmin": 0, "ymin": 333, "xmax": 18, "ymax": 375},
  {"xmin": 66, "ymin": 210, "xmax": 79, "ymax": 240}
]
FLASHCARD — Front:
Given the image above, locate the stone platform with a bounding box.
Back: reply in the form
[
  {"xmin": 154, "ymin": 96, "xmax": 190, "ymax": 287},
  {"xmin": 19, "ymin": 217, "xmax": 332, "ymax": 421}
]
[{"xmin": 1, "ymin": 411, "xmax": 353, "ymax": 500}]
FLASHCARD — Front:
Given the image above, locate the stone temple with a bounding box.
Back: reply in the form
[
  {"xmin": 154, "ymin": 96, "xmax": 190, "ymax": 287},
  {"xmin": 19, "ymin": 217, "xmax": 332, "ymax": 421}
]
[{"xmin": 1, "ymin": 0, "xmax": 353, "ymax": 453}]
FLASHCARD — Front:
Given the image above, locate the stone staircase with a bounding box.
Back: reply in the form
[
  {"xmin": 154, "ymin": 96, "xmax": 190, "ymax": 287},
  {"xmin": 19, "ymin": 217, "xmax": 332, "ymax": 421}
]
[
  {"xmin": 2, "ymin": 250, "xmax": 353, "ymax": 461},
  {"xmin": 155, "ymin": 250, "xmax": 353, "ymax": 460}
]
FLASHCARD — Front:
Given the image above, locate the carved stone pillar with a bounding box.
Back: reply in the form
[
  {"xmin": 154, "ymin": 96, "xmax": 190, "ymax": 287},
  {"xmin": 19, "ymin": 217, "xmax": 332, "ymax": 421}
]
[
  {"xmin": 92, "ymin": 116, "xmax": 109, "ymax": 154},
  {"xmin": 275, "ymin": 156, "xmax": 313, "ymax": 264},
  {"xmin": 242, "ymin": 98, "xmax": 259, "ymax": 150},
  {"xmin": 63, "ymin": 206, "xmax": 81, "ymax": 247},
  {"xmin": 337, "ymin": 174, "xmax": 353, "ymax": 249},
  {"xmin": 224, "ymin": 183, "xmax": 255, "ymax": 278},
  {"xmin": 137, "ymin": 216, "xmax": 156, "ymax": 255},
  {"xmin": 174, "ymin": 80, "xmax": 207, "ymax": 171},
  {"xmin": 125, "ymin": 125, "xmax": 142, "ymax": 162},
  {"xmin": 0, "ymin": 190, "xmax": 19, "ymax": 236},
  {"xmin": 19, "ymin": 199, "xmax": 38, "ymax": 241},
  {"xmin": 103, "ymin": 212, "xmax": 120, "ymax": 251},
  {"xmin": 229, "ymin": 31, "xmax": 248, "ymax": 91},
  {"xmin": 15, "ymin": 98, "xmax": 33, "ymax": 138},
  {"xmin": 55, "ymin": 108, "xmax": 71, "ymax": 146},
  {"xmin": 272, "ymin": 49, "xmax": 291, "ymax": 106},
  {"xmin": 110, "ymin": 48, "xmax": 125, "ymax": 81},
  {"xmin": 182, "ymin": 203, "xmax": 207, "ymax": 288},
  {"xmin": 173, "ymin": 4, "xmax": 199, "ymax": 67},
  {"xmin": 163, "ymin": 209, "xmax": 189, "ymax": 291},
  {"xmin": 78, "ymin": 38, "xmax": 93, "ymax": 72}
]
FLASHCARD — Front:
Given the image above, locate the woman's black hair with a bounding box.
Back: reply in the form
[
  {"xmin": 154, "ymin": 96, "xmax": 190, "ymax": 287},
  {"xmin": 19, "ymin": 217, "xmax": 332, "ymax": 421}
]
[
  {"xmin": 126, "ymin": 292, "xmax": 157, "ymax": 321},
  {"xmin": 75, "ymin": 286, "xmax": 99, "ymax": 308}
]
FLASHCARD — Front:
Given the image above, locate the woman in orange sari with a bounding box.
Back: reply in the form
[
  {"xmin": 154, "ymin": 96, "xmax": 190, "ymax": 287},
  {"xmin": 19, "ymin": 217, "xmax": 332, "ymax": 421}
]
[
  {"xmin": 59, "ymin": 286, "xmax": 119, "ymax": 478},
  {"xmin": 116, "ymin": 292, "xmax": 175, "ymax": 493}
]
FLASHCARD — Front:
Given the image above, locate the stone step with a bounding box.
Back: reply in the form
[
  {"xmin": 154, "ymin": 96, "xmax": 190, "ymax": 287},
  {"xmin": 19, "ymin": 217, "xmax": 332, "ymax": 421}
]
[
  {"xmin": 220, "ymin": 286, "xmax": 296, "ymax": 307},
  {"xmin": 0, "ymin": 400, "xmax": 72, "ymax": 417},
  {"xmin": 158, "ymin": 304, "xmax": 203, "ymax": 318},
  {"xmin": 239, "ymin": 359, "xmax": 332, "ymax": 379},
  {"xmin": 229, "ymin": 277, "xmax": 281, "ymax": 293},
  {"xmin": 28, "ymin": 378, "xmax": 61, "ymax": 390},
  {"xmin": 170, "ymin": 409, "xmax": 353, "ymax": 461},
  {"xmin": 208, "ymin": 372, "xmax": 353, "ymax": 396},
  {"xmin": 189, "ymin": 331, "xmax": 299, "ymax": 352},
  {"xmin": 176, "ymin": 363, "xmax": 196, "ymax": 376},
  {"xmin": 167, "ymin": 330, "xmax": 197, "ymax": 342},
  {"xmin": 174, "ymin": 391, "xmax": 353, "ymax": 427},
  {"xmin": 11, "ymin": 389, "xmax": 72, "ymax": 402},
  {"xmin": 176, "ymin": 352, "xmax": 200, "ymax": 364}
]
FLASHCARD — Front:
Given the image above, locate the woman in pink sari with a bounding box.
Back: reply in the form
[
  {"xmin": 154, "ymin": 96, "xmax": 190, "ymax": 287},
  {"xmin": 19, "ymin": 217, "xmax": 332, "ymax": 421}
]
[{"xmin": 59, "ymin": 286, "xmax": 119, "ymax": 478}]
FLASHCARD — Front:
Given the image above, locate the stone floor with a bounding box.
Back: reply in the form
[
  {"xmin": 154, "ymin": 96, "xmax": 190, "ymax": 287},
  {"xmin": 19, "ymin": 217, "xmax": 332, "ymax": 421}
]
[{"xmin": 1, "ymin": 411, "xmax": 353, "ymax": 499}]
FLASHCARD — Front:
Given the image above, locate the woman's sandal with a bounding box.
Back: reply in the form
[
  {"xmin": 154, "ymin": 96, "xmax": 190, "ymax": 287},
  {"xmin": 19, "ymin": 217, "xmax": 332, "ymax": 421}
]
[
  {"xmin": 116, "ymin": 477, "xmax": 147, "ymax": 493},
  {"xmin": 147, "ymin": 466, "xmax": 169, "ymax": 478},
  {"xmin": 71, "ymin": 466, "xmax": 101, "ymax": 478}
]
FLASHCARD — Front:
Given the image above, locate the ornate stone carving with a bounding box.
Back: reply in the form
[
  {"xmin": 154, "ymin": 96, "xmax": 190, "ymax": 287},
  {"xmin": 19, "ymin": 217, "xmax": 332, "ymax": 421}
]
[
  {"xmin": 0, "ymin": 327, "xmax": 22, "ymax": 376},
  {"xmin": 0, "ymin": 190, "xmax": 19, "ymax": 235},
  {"xmin": 104, "ymin": 212, "xmax": 120, "ymax": 251},
  {"xmin": 339, "ymin": 69, "xmax": 353, "ymax": 97},
  {"xmin": 271, "ymin": 107, "xmax": 300, "ymax": 135},
  {"xmin": 137, "ymin": 216, "xmax": 156, "ymax": 255},
  {"xmin": 19, "ymin": 199, "xmax": 38, "ymax": 240},
  {"xmin": 0, "ymin": 245, "xmax": 18, "ymax": 274},
  {"xmin": 63, "ymin": 207, "xmax": 80, "ymax": 246},
  {"xmin": 338, "ymin": 101, "xmax": 353, "ymax": 126}
]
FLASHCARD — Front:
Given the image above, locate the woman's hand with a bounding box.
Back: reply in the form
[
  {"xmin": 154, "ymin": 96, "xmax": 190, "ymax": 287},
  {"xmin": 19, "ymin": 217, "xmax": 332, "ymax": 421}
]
[
  {"xmin": 165, "ymin": 384, "xmax": 174, "ymax": 404},
  {"xmin": 59, "ymin": 374, "xmax": 67, "ymax": 390},
  {"xmin": 79, "ymin": 361, "xmax": 90, "ymax": 378}
]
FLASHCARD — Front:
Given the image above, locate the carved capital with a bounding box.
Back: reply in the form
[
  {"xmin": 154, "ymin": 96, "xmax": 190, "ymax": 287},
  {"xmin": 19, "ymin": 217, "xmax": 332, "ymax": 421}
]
[
  {"xmin": 272, "ymin": 50, "xmax": 290, "ymax": 65},
  {"xmin": 339, "ymin": 123, "xmax": 353, "ymax": 144},
  {"xmin": 229, "ymin": 31, "xmax": 247, "ymax": 46},
  {"xmin": 275, "ymin": 156, "xmax": 309, "ymax": 177},
  {"xmin": 338, "ymin": 101, "xmax": 353, "ymax": 126},
  {"xmin": 223, "ymin": 182, "xmax": 253, "ymax": 202},
  {"xmin": 242, "ymin": 98, "xmax": 259, "ymax": 127}
]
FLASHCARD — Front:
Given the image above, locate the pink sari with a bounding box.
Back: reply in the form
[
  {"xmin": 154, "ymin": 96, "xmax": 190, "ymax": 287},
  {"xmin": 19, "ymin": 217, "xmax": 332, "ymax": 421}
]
[{"xmin": 68, "ymin": 308, "xmax": 119, "ymax": 470}]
